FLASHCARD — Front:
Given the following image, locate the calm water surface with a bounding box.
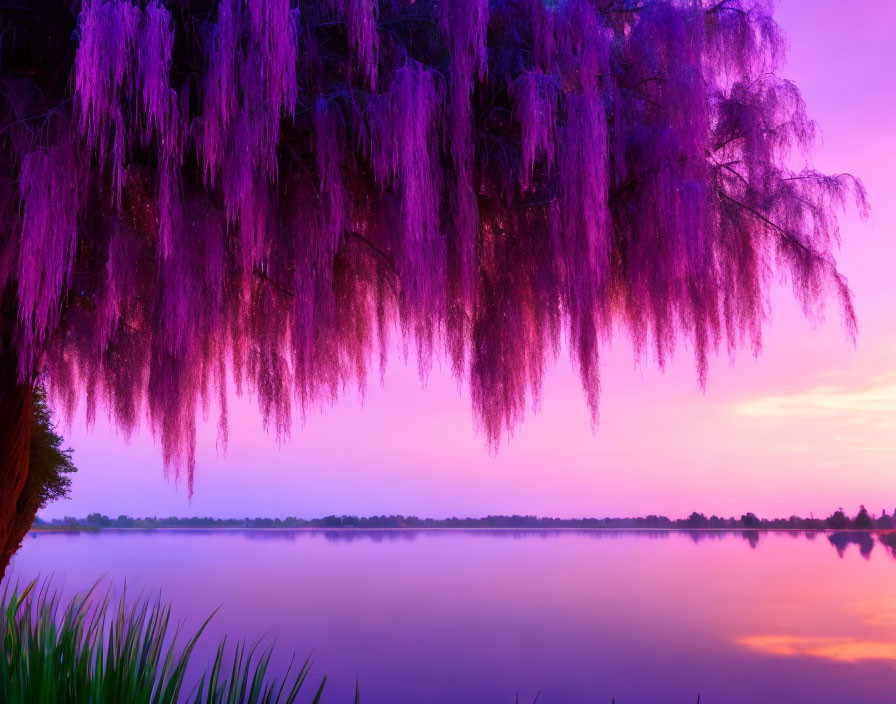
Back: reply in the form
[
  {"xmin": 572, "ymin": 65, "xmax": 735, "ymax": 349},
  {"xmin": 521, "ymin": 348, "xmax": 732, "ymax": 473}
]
[{"xmin": 7, "ymin": 529, "xmax": 896, "ymax": 703}]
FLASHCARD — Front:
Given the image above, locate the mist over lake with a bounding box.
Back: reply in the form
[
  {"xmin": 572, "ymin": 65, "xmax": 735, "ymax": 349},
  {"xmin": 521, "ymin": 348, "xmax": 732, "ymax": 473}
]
[{"xmin": 9, "ymin": 528, "xmax": 896, "ymax": 703}]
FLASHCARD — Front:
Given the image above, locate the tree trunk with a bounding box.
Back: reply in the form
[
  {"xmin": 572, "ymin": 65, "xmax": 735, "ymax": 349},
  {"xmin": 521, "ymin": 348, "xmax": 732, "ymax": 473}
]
[
  {"xmin": 0, "ymin": 354, "xmax": 32, "ymax": 581},
  {"xmin": 0, "ymin": 491, "xmax": 40, "ymax": 581}
]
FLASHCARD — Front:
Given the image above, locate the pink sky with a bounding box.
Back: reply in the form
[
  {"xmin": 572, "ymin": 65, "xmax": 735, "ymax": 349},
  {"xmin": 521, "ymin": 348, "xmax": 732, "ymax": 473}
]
[{"xmin": 43, "ymin": 0, "xmax": 896, "ymax": 521}]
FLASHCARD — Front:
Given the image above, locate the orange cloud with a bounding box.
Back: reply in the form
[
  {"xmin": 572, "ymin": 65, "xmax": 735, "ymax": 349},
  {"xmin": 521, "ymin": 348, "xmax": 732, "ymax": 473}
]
[{"xmin": 738, "ymin": 635, "xmax": 896, "ymax": 663}]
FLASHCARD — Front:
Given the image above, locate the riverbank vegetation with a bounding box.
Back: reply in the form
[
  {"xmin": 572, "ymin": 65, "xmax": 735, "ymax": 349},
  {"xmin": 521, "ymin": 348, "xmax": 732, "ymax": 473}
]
[{"xmin": 1, "ymin": 581, "xmax": 328, "ymax": 704}]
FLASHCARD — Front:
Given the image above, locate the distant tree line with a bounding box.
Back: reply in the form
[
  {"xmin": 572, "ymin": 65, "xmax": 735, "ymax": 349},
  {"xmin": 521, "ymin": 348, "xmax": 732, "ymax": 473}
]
[{"xmin": 34, "ymin": 506, "xmax": 895, "ymax": 531}]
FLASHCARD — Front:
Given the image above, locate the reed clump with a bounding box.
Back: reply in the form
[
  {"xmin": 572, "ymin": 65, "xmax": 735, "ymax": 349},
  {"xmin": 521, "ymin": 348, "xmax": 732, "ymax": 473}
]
[{"xmin": 1, "ymin": 580, "xmax": 328, "ymax": 704}]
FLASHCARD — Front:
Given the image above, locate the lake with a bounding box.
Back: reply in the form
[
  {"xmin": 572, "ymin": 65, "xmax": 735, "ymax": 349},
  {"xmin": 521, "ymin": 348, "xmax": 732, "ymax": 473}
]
[{"xmin": 6, "ymin": 529, "xmax": 896, "ymax": 703}]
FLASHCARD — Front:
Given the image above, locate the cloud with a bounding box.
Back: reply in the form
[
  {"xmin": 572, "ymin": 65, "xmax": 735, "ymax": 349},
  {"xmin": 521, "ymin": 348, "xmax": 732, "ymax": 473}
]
[
  {"xmin": 730, "ymin": 374, "xmax": 896, "ymax": 461},
  {"xmin": 738, "ymin": 634, "xmax": 896, "ymax": 663},
  {"xmin": 734, "ymin": 373, "xmax": 896, "ymax": 424}
]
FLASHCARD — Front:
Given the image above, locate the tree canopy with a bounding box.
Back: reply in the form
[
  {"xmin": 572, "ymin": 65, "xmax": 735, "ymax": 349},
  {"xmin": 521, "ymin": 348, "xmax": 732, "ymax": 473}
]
[
  {"xmin": 28, "ymin": 387, "xmax": 76, "ymax": 510},
  {"xmin": 0, "ymin": 0, "xmax": 865, "ymax": 487}
]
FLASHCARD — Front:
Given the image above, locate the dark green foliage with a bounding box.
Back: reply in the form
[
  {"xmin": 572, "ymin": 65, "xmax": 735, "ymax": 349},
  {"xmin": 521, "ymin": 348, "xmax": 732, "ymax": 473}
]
[{"xmin": 26, "ymin": 386, "xmax": 76, "ymax": 510}]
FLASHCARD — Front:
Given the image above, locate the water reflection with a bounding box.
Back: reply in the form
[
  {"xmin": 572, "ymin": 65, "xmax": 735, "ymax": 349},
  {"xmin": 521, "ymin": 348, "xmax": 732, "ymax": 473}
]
[
  {"xmin": 35, "ymin": 527, "xmax": 896, "ymax": 560},
  {"xmin": 739, "ymin": 635, "xmax": 896, "ymax": 663},
  {"xmin": 827, "ymin": 531, "xmax": 876, "ymax": 559}
]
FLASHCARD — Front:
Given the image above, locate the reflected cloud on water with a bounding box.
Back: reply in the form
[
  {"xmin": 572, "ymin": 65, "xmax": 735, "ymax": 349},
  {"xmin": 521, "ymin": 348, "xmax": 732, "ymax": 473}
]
[{"xmin": 738, "ymin": 635, "xmax": 896, "ymax": 663}]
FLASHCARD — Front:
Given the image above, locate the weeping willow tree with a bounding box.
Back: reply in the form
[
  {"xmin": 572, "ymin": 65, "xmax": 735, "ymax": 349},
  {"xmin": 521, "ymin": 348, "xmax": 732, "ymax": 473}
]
[{"xmin": 0, "ymin": 0, "xmax": 865, "ymax": 569}]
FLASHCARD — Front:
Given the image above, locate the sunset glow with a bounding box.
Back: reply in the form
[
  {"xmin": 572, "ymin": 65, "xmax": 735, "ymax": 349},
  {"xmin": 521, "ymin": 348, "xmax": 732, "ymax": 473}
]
[{"xmin": 738, "ymin": 636, "xmax": 896, "ymax": 664}]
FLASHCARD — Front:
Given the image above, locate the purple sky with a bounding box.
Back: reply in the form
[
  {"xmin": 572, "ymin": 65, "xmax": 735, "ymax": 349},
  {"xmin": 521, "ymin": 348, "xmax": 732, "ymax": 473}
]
[{"xmin": 43, "ymin": 0, "xmax": 896, "ymax": 520}]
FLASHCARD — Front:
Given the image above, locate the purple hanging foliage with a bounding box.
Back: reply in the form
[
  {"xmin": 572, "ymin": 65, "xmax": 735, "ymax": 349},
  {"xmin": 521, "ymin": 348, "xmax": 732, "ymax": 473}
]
[
  {"xmin": 15, "ymin": 126, "xmax": 86, "ymax": 379},
  {"xmin": 0, "ymin": 0, "xmax": 867, "ymax": 487},
  {"xmin": 511, "ymin": 71, "xmax": 557, "ymax": 191},
  {"xmin": 196, "ymin": 0, "xmax": 297, "ymax": 267},
  {"xmin": 137, "ymin": 1, "xmax": 178, "ymax": 148},
  {"xmin": 138, "ymin": 1, "xmax": 183, "ymax": 257},
  {"xmin": 439, "ymin": 0, "xmax": 489, "ymax": 305},
  {"xmin": 313, "ymin": 97, "xmax": 348, "ymax": 265},
  {"xmin": 328, "ymin": 0, "xmax": 380, "ymax": 87},
  {"xmin": 365, "ymin": 62, "xmax": 445, "ymax": 323},
  {"xmin": 74, "ymin": 0, "xmax": 140, "ymax": 205}
]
